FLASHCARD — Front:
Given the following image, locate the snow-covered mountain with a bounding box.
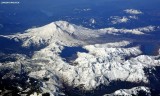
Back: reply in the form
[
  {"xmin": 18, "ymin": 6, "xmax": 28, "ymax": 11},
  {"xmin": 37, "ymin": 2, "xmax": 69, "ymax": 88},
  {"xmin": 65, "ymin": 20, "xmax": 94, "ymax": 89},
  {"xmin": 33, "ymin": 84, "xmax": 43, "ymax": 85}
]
[
  {"xmin": 1, "ymin": 21, "xmax": 158, "ymax": 48},
  {"xmin": 0, "ymin": 21, "xmax": 160, "ymax": 96}
]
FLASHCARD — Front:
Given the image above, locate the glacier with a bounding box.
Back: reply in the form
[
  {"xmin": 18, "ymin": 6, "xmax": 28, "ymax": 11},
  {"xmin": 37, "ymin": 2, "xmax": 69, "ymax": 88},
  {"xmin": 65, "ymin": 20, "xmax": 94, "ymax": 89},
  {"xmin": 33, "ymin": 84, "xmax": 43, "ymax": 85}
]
[{"xmin": 0, "ymin": 21, "xmax": 160, "ymax": 96}]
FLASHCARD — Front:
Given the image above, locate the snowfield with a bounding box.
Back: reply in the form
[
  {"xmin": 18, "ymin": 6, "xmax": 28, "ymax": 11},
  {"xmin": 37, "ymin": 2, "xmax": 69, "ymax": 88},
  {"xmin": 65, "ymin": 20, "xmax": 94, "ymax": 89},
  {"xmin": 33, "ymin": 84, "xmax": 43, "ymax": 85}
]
[{"xmin": 0, "ymin": 21, "xmax": 160, "ymax": 96}]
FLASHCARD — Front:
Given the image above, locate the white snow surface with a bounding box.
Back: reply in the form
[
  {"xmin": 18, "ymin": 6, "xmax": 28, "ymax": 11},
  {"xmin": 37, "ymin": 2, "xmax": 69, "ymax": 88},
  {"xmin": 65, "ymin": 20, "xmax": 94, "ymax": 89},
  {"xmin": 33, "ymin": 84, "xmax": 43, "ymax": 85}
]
[
  {"xmin": 110, "ymin": 16, "xmax": 129, "ymax": 24},
  {"xmin": 104, "ymin": 86, "xmax": 151, "ymax": 96},
  {"xmin": 0, "ymin": 21, "xmax": 160, "ymax": 96},
  {"xmin": 124, "ymin": 9, "xmax": 143, "ymax": 15}
]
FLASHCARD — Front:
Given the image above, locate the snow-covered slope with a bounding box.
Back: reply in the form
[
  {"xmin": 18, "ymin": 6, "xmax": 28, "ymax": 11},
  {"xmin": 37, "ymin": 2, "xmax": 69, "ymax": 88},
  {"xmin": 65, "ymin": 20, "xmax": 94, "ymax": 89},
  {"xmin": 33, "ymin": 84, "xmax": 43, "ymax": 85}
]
[
  {"xmin": 0, "ymin": 21, "xmax": 160, "ymax": 96},
  {"xmin": 104, "ymin": 86, "xmax": 150, "ymax": 96}
]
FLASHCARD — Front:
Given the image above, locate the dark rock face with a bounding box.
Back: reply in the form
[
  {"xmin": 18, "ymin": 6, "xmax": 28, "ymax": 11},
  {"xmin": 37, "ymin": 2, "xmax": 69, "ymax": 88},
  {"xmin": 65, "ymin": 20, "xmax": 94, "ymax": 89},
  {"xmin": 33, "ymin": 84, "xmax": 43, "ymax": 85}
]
[
  {"xmin": 144, "ymin": 66, "xmax": 160, "ymax": 96},
  {"xmin": 0, "ymin": 67, "xmax": 42, "ymax": 96},
  {"xmin": 62, "ymin": 81, "xmax": 148, "ymax": 96}
]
